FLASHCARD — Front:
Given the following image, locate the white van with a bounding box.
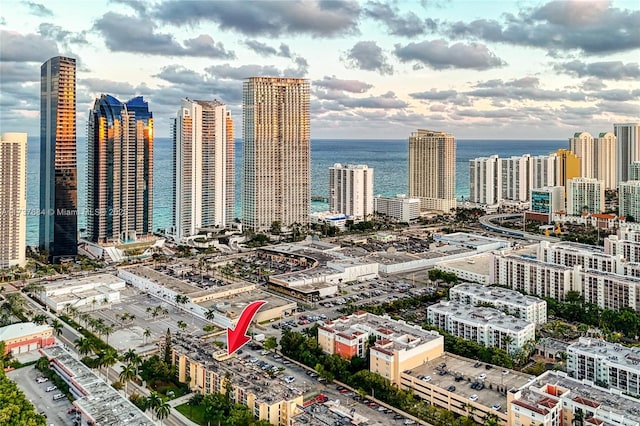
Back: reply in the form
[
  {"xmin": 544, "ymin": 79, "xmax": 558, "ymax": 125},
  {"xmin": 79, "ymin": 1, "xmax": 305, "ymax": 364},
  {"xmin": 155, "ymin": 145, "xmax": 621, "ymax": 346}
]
[{"xmin": 53, "ymin": 393, "xmax": 65, "ymax": 401}]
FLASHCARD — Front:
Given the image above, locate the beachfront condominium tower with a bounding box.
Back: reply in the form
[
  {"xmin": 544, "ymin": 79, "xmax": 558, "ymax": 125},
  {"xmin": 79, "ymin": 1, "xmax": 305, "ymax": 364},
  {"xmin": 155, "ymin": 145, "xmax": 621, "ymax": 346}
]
[
  {"xmin": 40, "ymin": 56, "xmax": 77, "ymax": 262},
  {"xmin": 566, "ymin": 177, "xmax": 604, "ymax": 215},
  {"xmin": 595, "ymin": 132, "xmax": 617, "ymax": 189},
  {"xmin": 329, "ymin": 164, "xmax": 374, "ymax": 221},
  {"xmin": 555, "ymin": 149, "xmax": 581, "ymax": 190},
  {"xmin": 469, "ymin": 155, "xmax": 499, "ymax": 205},
  {"xmin": 242, "ymin": 77, "xmax": 310, "ymax": 232},
  {"xmin": 619, "ymin": 181, "xmax": 640, "ymax": 222},
  {"xmin": 615, "ymin": 123, "xmax": 640, "ymax": 184},
  {"xmin": 0, "ymin": 133, "xmax": 27, "ymax": 268},
  {"xmin": 172, "ymin": 99, "xmax": 234, "ymax": 242},
  {"xmin": 408, "ymin": 129, "xmax": 456, "ymax": 212},
  {"xmin": 569, "ymin": 132, "xmax": 595, "ymax": 178},
  {"xmin": 87, "ymin": 95, "xmax": 153, "ymax": 244}
]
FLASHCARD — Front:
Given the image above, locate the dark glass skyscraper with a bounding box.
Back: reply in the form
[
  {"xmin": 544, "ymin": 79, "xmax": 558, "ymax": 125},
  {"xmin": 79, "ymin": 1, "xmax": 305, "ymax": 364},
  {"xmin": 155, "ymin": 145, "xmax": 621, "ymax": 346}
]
[
  {"xmin": 87, "ymin": 95, "xmax": 153, "ymax": 243},
  {"xmin": 40, "ymin": 56, "xmax": 77, "ymax": 262}
]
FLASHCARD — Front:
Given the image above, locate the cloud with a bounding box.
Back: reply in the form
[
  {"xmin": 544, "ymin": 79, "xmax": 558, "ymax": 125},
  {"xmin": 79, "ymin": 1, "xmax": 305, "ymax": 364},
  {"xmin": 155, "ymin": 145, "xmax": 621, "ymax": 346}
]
[
  {"xmin": 590, "ymin": 89, "xmax": 640, "ymax": 102},
  {"xmin": 555, "ymin": 60, "xmax": 640, "ymax": 80},
  {"xmin": 314, "ymin": 76, "xmax": 372, "ymax": 93},
  {"xmin": 343, "ymin": 41, "xmax": 393, "ymax": 75},
  {"xmin": 581, "ymin": 77, "xmax": 606, "ymax": 91},
  {"xmin": 205, "ymin": 60, "xmax": 308, "ymax": 80},
  {"xmin": 394, "ymin": 39, "xmax": 505, "ymax": 70},
  {"xmin": 410, "ymin": 89, "xmax": 458, "ymax": 100},
  {"xmin": 94, "ymin": 12, "xmax": 235, "ymax": 58},
  {"xmin": 38, "ymin": 23, "xmax": 88, "ymax": 48},
  {"xmin": 364, "ymin": 1, "xmax": 437, "ymax": 37},
  {"xmin": 23, "ymin": 1, "xmax": 53, "ymax": 17},
  {"xmin": 465, "ymin": 77, "xmax": 586, "ymax": 101},
  {"xmin": 0, "ymin": 30, "xmax": 58, "ymax": 62},
  {"xmin": 153, "ymin": 0, "xmax": 361, "ymax": 37},
  {"xmin": 110, "ymin": 0, "xmax": 147, "ymax": 14},
  {"xmin": 596, "ymin": 101, "xmax": 640, "ymax": 116},
  {"xmin": 444, "ymin": 1, "xmax": 640, "ymax": 54},
  {"xmin": 338, "ymin": 91, "xmax": 408, "ymax": 109},
  {"xmin": 243, "ymin": 40, "xmax": 292, "ymax": 58}
]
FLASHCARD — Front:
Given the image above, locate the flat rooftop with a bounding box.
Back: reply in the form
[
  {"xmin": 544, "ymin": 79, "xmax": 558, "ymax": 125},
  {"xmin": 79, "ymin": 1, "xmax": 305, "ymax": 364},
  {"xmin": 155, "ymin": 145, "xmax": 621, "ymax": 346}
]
[
  {"xmin": 522, "ymin": 371, "xmax": 640, "ymax": 421},
  {"xmin": 321, "ymin": 312, "xmax": 442, "ymax": 350},
  {"xmin": 121, "ymin": 265, "xmax": 202, "ymax": 295},
  {"xmin": 437, "ymin": 254, "xmax": 492, "ymax": 275},
  {"xmin": 402, "ymin": 352, "xmax": 532, "ymax": 413},
  {"xmin": 41, "ymin": 346, "xmax": 154, "ymax": 426},
  {"xmin": 198, "ymin": 289, "xmax": 295, "ymax": 316},
  {"xmin": 435, "ymin": 232, "xmax": 508, "ymax": 248},
  {"xmin": 568, "ymin": 338, "xmax": 640, "ymax": 371},
  {"xmin": 451, "ymin": 283, "xmax": 545, "ymax": 307},
  {"xmin": 44, "ymin": 273, "xmax": 124, "ymax": 291},
  {"xmin": 429, "ymin": 301, "xmax": 533, "ymax": 332}
]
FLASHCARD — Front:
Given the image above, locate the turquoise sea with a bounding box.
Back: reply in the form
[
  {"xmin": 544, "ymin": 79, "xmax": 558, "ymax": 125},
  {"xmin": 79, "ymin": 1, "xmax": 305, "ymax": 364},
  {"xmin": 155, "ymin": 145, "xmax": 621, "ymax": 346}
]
[{"xmin": 24, "ymin": 138, "xmax": 567, "ymax": 246}]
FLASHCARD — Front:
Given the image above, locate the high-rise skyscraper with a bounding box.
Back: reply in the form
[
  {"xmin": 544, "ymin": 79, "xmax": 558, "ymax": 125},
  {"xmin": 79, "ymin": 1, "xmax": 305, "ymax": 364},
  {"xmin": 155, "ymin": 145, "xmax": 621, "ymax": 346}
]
[
  {"xmin": 594, "ymin": 132, "xmax": 617, "ymax": 190},
  {"xmin": 242, "ymin": 77, "xmax": 310, "ymax": 232},
  {"xmin": 87, "ymin": 95, "xmax": 153, "ymax": 243},
  {"xmin": 408, "ymin": 129, "xmax": 456, "ymax": 212},
  {"xmin": 329, "ymin": 164, "xmax": 374, "ymax": 221},
  {"xmin": 530, "ymin": 154, "xmax": 557, "ymax": 189},
  {"xmin": 554, "ymin": 149, "xmax": 581, "ymax": 190},
  {"xmin": 499, "ymin": 155, "xmax": 530, "ymax": 202},
  {"xmin": 0, "ymin": 133, "xmax": 27, "ymax": 268},
  {"xmin": 40, "ymin": 56, "xmax": 77, "ymax": 262},
  {"xmin": 172, "ymin": 99, "xmax": 234, "ymax": 242},
  {"xmin": 469, "ymin": 155, "xmax": 499, "ymax": 205},
  {"xmin": 569, "ymin": 132, "xmax": 595, "ymax": 178},
  {"xmin": 615, "ymin": 123, "xmax": 640, "ymax": 184},
  {"xmin": 619, "ymin": 181, "xmax": 640, "ymax": 222},
  {"xmin": 630, "ymin": 161, "xmax": 640, "ymax": 181}
]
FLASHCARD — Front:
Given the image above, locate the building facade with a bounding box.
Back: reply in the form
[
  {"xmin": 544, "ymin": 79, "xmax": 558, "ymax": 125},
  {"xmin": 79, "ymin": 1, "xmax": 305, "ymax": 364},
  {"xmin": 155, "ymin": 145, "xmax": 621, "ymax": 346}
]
[
  {"xmin": 595, "ymin": 132, "xmax": 617, "ymax": 189},
  {"xmin": 566, "ymin": 177, "xmax": 604, "ymax": 215},
  {"xmin": 173, "ymin": 99, "xmax": 234, "ymax": 242},
  {"xmin": 554, "ymin": 149, "xmax": 581, "ymax": 189},
  {"xmin": 40, "ymin": 56, "xmax": 77, "ymax": 262},
  {"xmin": 373, "ymin": 194, "xmax": 420, "ymax": 222},
  {"xmin": 427, "ymin": 301, "xmax": 535, "ymax": 354},
  {"xmin": 500, "ymin": 155, "xmax": 530, "ymax": 202},
  {"xmin": 329, "ymin": 164, "xmax": 373, "ymax": 221},
  {"xmin": 408, "ymin": 129, "xmax": 456, "ymax": 212},
  {"xmin": 630, "ymin": 161, "xmax": 640, "ymax": 181},
  {"xmin": 615, "ymin": 123, "xmax": 640, "ymax": 184},
  {"xmin": 87, "ymin": 95, "xmax": 153, "ymax": 244},
  {"xmin": 529, "ymin": 154, "xmax": 558, "ymax": 190},
  {"xmin": 0, "ymin": 133, "xmax": 27, "ymax": 268},
  {"xmin": 569, "ymin": 132, "xmax": 595, "ymax": 178},
  {"xmin": 619, "ymin": 180, "xmax": 640, "ymax": 221},
  {"xmin": 449, "ymin": 283, "xmax": 547, "ymax": 324},
  {"xmin": 242, "ymin": 77, "xmax": 310, "ymax": 232},
  {"xmin": 0, "ymin": 322, "xmax": 54, "ymax": 356},
  {"xmin": 469, "ymin": 155, "xmax": 499, "ymax": 205},
  {"xmin": 528, "ymin": 186, "xmax": 565, "ymax": 223}
]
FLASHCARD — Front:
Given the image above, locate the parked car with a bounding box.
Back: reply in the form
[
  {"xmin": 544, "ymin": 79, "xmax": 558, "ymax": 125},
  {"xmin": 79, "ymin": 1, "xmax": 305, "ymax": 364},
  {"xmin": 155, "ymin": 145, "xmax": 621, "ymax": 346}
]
[
  {"xmin": 36, "ymin": 377, "xmax": 48, "ymax": 383},
  {"xmin": 46, "ymin": 385, "xmax": 58, "ymax": 392},
  {"xmin": 469, "ymin": 394, "xmax": 478, "ymax": 402}
]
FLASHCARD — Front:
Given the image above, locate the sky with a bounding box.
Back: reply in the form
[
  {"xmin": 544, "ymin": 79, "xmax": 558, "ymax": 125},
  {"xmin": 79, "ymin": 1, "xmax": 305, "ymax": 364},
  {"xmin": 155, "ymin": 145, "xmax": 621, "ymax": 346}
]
[{"xmin": 0, "ymin": 0, "xmax": 639, "ymax": 139}]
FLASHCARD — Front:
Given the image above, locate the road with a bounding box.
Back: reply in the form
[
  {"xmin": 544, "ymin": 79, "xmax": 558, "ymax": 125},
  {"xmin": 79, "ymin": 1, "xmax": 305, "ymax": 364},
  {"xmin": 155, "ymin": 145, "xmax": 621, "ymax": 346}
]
[{"xmin": 479, "ymin": 213, "xmax": 560, "ymax": 242}]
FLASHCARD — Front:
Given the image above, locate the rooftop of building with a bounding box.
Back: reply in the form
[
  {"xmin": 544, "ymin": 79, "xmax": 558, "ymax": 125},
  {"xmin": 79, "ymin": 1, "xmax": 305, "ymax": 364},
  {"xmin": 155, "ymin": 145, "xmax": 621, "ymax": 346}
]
[
  {"xmin": 568, "ymin": 338, "xmax": 640, "ymax": 370},
  {"xmin": 320, "ymin": 311, "xmax": 442, "ymax": 351},
  {"xmin": 0, "ymin": 322, "xmax": 52, "ymax": 340},
  {"xmin": 120, "ymin": 265, "xmax": 202, "ymax": 295},
  {"xmin": 428, "ymin": 301, "xmax": 534, "ymax": 332},
  {"xmin": 495, "ymin": 253, "xmax": 573, "ymax": 270},
  {"xmin": 40, "ymin": 346, "xmax": 154, "ymax": 426},
  {"xmin": 197, "ymin": 289, "xmax": 295, "ymax": 317},
  {"xmin": 434, "ymin": 232, "xmax": 509, "ymax": 249},
  {"xmin": 450, "ymin": 283, "xmax": 545, "ymax": 306},
  {"xmin": 436, "ymin": 254, "xmax": 492, "ymax": 275},
  {"xmin": 544, "ymin": 240, "xmax": 605, "ymax": 254},
  {"xmin": 519, "ymin": 371, "xmax": 640, "ymax": 421},
  {"xmin": 43, "ymin": 273, "xmax": 125, "ymax": 292}
]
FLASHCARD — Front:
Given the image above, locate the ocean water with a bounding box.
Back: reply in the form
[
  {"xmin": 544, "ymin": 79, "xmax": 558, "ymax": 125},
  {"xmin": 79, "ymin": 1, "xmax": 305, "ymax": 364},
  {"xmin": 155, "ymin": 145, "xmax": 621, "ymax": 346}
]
[{"xmin": 25, "ymin": 138, "xmax": 566, "ymax": 246}]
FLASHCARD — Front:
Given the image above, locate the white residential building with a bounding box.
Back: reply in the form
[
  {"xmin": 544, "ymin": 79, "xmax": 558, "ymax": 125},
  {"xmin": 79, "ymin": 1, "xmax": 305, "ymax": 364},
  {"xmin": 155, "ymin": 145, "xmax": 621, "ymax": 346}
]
[
  {"xmin": 469, "ymin": 155, "xmax": 499, "ymax": 205},
  {"xmin": 567, "ymin": 338, "xmax": 640, "ymax": 396},
  {"xmin": 595, "ymin": 132, "xmax": 617, "ymax": 189},
  {"xmin": 373, "ymin": 194, "xmax": 420, "ymax": 222},
  {"xmin": 615, "ymin": 123, "xmax": 640, "ymax": 184},
  {"xmin": 566, "ymin": 177, "xmax": 604, "ymax": 215},
  {"xmin": 329, "ymin": 164, "xmax": 373, "ymax": 221},
  {"xmin": 173, "ymin": 99, "xmax": 234, "ymax": 241},
  {"xmin": 619, "ymin": 180, "xmax": 640, "ymax": 221},
  {"xmin": 630, "ymin": 161, "xmax": 640, "ymax": 180},
  {"xmin": 569, "ymin": 131, "xmax": 595, "ymax": 178},
  {"xmin": 449, "ymin": 283, "xmax": 547, "ymax": 324},
  {"xmin": 427, "ymin": 301, "xmax": 535, "ymax": 354},
  {"xmin": 605, "ymin": 235, "xmax": 640, "ymax": 265},
  {"xmin": 0, "ymin": 132, "xmax": 27, "ymax": 268},
  {"xmin": 529, "ymin": 154, "xmax": 557, "ymax": 189},
  {"xmin": 499, "ymin": 155, "xmax": 530, "ymax": 202}
]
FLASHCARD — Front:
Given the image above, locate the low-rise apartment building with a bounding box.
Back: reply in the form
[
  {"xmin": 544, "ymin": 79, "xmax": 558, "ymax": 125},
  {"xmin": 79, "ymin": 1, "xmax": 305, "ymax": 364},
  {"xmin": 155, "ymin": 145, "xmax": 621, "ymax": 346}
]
[
  {"xmin": 373, "ymin": 194, "xmax": 421, "ymax": 222},
  {"xmin": 427, "ymin": 301, "xmax": 535, "ymax": 354},
  {"xmin": 318, "ymin": 311, "xmax": 444, "ymax": 385},
  {"xmin": 449, "ymin": 283, "xmax": 547, "ymax": 324},
  {"xmin": 508, "ymin": 370, "xmax": 640, "ymax": 426},
  {"xmin": 567, "ymin": 337, "xmax": 640, "ymax": 396}
]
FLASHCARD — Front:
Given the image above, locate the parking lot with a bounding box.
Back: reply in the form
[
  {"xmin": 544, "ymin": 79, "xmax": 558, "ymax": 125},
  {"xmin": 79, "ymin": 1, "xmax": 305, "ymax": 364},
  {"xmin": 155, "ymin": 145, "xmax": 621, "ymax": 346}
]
[{"xmin": 7, "ymin": 365, "xmax": 76, "ymax": 426}]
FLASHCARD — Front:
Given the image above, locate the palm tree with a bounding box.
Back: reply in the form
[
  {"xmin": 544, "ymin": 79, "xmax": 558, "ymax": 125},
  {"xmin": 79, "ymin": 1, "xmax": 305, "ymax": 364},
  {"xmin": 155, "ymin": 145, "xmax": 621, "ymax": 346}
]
[
  {"xmin": 155, "ymin": 400, "xmax": 171, "ymax": 425},
  {"xmin": 119, "ymin": 363, "xmax": 137, "ymax": 395},
  {"xmin": 98, "ymin": 348, "xmax": 118, "ymax": 382},
  {"xmin": 177, "ymin": 320, "xmax": 187, "ymax": 332},
  {"xmin": 143, "ymin": 328, "xmax": 152, "ymax": 345},
  {"xmin": 103, "ymin": 324, "xmax": 114, "ymax": 345},
  {"xmin": 146, "ymin": 392, "xmax": 162, "ymax": 419},
  {"xmin": 145, "ymin": 306, "xmax": 153, "ymax": 319},
  {"xmin": 205, "ymin": 308, "xmax": 216, "ymax": 321},
  {"xmin": 74, "ymin": 337, "xmax": 94, "ymax": 356},
  {"xmin": 32, "ymin": 314, "xmax": 48, "ymax": 325},
  {"xmin": 51, "ymin": 319, "xmax": 63, "ymax": 336},
  {"xmin": 122, "ymin": 349, "xmax": 139, "ymax": 365}
]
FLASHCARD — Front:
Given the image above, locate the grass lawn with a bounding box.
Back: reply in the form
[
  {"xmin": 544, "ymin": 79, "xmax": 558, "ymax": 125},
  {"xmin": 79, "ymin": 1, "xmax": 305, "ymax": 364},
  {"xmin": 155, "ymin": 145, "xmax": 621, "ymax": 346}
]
[{"xmin": 176, "ymin": 402, "xmax": 208, "ymax": 425}]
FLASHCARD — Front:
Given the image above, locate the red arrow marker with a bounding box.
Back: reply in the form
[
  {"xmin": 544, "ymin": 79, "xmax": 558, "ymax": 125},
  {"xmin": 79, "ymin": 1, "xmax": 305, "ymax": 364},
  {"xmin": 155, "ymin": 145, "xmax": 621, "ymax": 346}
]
[{"xmin": 226, "ymin": 300, "xmax": 267, "ymax": 355}]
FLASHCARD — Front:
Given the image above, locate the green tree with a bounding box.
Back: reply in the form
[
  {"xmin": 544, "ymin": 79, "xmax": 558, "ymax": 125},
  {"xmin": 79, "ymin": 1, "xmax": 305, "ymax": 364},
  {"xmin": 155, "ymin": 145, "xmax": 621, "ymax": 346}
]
[
  {"xmin": 50, "ymin": 319, "xmax": 63, "ymax": 336},
  {"xmin": 74, "ymin": 337, "xmax": 95, "ymax": 356},
  {"xmin": 187, "ymin": 393, "xmax": 204, "ymax": 417},
  {"xmin": 263, "ymin": 336, "xmax": 277, "ymax": 351},
  {"xmin": 163, "ymin": 328, "xmax": 173, "ymax": 365},
  {"xmin": 119, "ymin": 363, "xmax": 137, "ymax": 395},
  {"xmin": 155, "ymin": 400, "xmax": 171, "ymax": 425}
]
